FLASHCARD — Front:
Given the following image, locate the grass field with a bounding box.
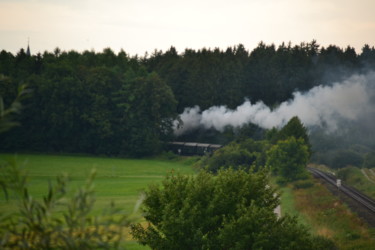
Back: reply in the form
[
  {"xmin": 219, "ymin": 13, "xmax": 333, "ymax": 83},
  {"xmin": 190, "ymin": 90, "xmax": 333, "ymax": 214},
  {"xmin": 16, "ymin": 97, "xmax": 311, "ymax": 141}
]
[{"xmin": 0, "ymin": 153, "xmax": 196, "ymax": 249}]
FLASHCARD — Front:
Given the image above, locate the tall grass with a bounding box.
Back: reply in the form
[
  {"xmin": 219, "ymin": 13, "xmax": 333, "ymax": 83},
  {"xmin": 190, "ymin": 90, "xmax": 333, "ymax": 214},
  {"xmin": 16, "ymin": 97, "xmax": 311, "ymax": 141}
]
[{"xmin": 291, "ymin": 177, "xmax": 375, "ymax": 249}]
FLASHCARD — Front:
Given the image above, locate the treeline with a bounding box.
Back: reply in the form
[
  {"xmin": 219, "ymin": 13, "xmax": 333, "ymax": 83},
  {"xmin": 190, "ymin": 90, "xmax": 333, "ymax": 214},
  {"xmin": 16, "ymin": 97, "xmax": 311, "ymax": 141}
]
[
  {"xmin": 0, "ymin": 49, "xmax": 177, "ymax": 156},
  {"xmin": 1, "ymin": 41, "xmax": 375, "ymax": 156},
  {"xmin": 145, "ymin": 41, "xmax": 375, "ymax": 111}
]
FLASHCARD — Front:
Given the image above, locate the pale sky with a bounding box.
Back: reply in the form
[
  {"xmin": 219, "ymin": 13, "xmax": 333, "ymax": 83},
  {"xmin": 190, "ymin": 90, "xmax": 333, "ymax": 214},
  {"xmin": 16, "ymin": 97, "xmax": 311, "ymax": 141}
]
[{"xmin": 1, "ymin": 0, "xmax": 374, "ymax": 56}]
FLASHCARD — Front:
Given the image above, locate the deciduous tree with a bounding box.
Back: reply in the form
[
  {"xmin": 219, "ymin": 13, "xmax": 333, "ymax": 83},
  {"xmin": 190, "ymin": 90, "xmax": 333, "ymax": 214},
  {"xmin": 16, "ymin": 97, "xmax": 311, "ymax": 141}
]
[
  {"xmin": 266, "ymin": 137, "xmax": 309, "ymax": 182},
  {"xmin": 131, "ymin": 169, "xmax": 334, "ymax": 249}
]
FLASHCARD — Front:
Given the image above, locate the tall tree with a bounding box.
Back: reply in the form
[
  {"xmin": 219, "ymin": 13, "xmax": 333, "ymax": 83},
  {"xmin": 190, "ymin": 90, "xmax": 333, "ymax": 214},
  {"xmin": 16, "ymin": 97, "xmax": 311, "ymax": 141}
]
[
  {"xmin": 266, "ymin": 137, "xmax": 309, "ymax": 182},
  {"xmin": 279, "ymin": 116, "xmax": 311, "ymax": 156},
  {"xmin": 114, "ymin": 71, "xmax": 177, "ymax": 156}
]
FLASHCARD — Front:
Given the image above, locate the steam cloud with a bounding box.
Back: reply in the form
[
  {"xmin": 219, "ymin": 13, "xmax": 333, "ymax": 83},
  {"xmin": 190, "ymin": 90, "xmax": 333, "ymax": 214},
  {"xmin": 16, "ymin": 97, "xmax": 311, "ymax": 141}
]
[{"xmin": 174, "ymin": 71, "xmax": 375, "ymax": 136}]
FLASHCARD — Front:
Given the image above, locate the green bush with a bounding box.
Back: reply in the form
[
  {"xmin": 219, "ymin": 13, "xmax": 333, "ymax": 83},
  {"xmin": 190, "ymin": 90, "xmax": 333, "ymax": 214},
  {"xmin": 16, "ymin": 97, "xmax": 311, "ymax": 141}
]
[
  {"xmin": 204, "ymin": 142, "xmax": 257, "ymax": 173},
  {"xmin": 293, "ymin": 179, "xmax": 315, "ymax": 189},
  {"xmin": 202, "ymin": 139, "xmax": 268, "ymax": 173},
  {"xmin": 131, "ymin": 168, "xmax": 334, "ymax": 249},
  {"xmin": 159, "ymin": 150, "xmax": 179, "ymax": 160}
]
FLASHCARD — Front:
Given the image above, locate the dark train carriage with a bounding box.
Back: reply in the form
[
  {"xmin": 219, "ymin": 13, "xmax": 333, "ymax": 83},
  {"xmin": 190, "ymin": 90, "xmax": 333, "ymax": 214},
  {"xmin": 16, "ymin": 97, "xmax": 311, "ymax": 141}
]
[
  {"xmin": 196, "ymin": 143, "xmax": 210, "ymax": 155},
  {"xmin": 168, "ymin": 142, "xmax": 222, "ymax": 156},
  {"xmin": 183, "ymin": 142, "xmax": 198, "ymax": 155},
  {"xmin": 208, "ymin": 144, "xmax": 222, "ymax": 153}
]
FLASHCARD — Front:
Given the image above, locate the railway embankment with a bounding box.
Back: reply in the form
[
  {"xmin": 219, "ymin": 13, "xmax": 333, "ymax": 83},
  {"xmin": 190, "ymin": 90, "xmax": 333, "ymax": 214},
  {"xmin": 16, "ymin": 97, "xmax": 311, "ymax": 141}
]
[{"xmin": 308, "ymin": 167, "xmax": 375, "ymax": 228}]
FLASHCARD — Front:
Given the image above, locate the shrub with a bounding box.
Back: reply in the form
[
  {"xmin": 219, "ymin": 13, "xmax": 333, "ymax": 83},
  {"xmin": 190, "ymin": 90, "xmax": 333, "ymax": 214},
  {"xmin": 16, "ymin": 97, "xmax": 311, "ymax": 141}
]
[
  {"xmin": 159, "ymin": 150, "xmax": 179, "ymax": 160},
  {"xmin": 131, "ymin": 169, "xmax": 334, "ymax": 249},
  {"xmin": 202, "ymin": 139, "xmax": 268, "ymax": 173},
  {"xmin": 293, "ymin": 179, "xmax": 315, "ymax": 189},
  {"xmin": 204, "ymin": 142, "xmax": 257, "ymax": 173}
]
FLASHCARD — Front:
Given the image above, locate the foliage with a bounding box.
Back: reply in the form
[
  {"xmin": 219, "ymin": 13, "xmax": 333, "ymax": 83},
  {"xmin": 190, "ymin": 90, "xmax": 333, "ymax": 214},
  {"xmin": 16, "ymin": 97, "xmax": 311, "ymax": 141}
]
[
  {"xmin": 131, "ymin": 168, "xmax": 334, "ymax": 249},
  {"xmin": 266, "ymin": 137, "xmax": 309, "ymax": 182},
  {"xmin": 0, "ymin": 157, "xmax": 27, "ymax": 199},
  {"xmin": 292, "ymin": 179, "xmax": 315, "ymax": 189},
  {"xmin": 0, "ymin": 85, "xmax": 28, "ymax": 198},
  {"xmin": 310, "ymin": 148, "xmax": 365, "ymax": 170},
  {"xmin": 337, "ymin": 166, "xmax": 359, "ymax": 181},
  {"xmin": 0, "ymin": 160, "xmax": 129, "ymax": 249},
  {"xmin": 198, "ymin": 118, "xmax": 311, "ymax": 183},
  {"xmin": 198, "ymin": 139, "xmax": 268, "ymax": 173},
  {"xmin": 309, "ymin": 123, "xmax": 374, "ymax": 169},
  {"xmin": 203, "ymin": 142, "xmax": 254, "ymax": 172},
  {"xmin": 330, "ymin": 150, "xmax": 364, "ymax": 169},
  {"xmin": 279, "ymin": 117, "xmax": 311, "ymax": 155},
  {"xmin": 114, "ymin": 72, "xmax": 177, "ymax": 156},
  {"xmin": 241, "ymin": 139, "xmax": 270, "ymax": 166},
  {"xmin": 363, "ymin": 151, "xmax": 375, "ymax": 168},
  {"xmin": 0, "ymin": 84, "xmax": 28, "ymax": 133},
  {"xmin": 0, "ymin": 50, "xmax": 177, "ymax": 157},
  {"xmin": 267, "ymin": 116, "xmax": 311, "ymax": 156}
]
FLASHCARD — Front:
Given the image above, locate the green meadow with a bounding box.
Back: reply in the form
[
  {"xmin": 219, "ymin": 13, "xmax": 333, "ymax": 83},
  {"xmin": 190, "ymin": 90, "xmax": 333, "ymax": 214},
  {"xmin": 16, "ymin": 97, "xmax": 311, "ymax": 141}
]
[
  {"xmin": 0, "ymin": 153, "xmax": 196, "ymax": 210},
  {"xmin": 0, "ymin": 154, "xmax": 196, "ymax": 249}
]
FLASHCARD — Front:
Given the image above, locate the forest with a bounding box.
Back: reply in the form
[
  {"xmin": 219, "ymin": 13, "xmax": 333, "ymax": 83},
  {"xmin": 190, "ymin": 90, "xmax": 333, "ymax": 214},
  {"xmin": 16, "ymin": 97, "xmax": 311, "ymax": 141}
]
[{"xmin": 1, "ymin": 41, "xmax": 375, "ymax": 162}]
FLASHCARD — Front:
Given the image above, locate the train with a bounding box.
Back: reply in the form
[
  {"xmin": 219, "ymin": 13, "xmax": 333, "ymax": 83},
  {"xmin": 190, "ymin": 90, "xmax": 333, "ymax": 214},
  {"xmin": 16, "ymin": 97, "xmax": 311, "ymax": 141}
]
[{"xmin": 167, "ymin": 142, "xmax": 222, "ymax": 156}]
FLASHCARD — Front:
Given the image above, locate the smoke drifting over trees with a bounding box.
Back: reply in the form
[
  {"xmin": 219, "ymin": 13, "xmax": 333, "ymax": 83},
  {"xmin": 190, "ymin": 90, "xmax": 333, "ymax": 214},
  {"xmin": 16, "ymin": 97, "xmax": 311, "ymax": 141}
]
[{"xmin": 175, "ymin": 71, "xmax": 375, "ymax": 136}]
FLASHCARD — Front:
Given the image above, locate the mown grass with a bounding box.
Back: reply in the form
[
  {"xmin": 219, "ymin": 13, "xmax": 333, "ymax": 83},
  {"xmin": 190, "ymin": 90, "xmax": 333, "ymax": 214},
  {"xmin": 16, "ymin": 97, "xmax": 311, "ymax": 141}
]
[
  {"xmin": 277, "ymin": 185, "xmax": 311, "ymax": 227},
  {"xmin": 269, "ymin": 176, "xmax": 311, "ymax": 227},
  {"xmin": 0, "ymin": 153, "xmax": 196, "ymax": 249},
  {"xmin": 287, "ymin": 175, "xmax": 375, "ymax": 249}
]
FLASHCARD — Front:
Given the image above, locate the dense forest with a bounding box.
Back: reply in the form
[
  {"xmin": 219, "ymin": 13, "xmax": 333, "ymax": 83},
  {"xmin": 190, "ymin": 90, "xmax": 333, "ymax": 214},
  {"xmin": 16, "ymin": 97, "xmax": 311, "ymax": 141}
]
[{"xmin": 1, "ymin": 41, "xmax": 375, "ymax": 158}]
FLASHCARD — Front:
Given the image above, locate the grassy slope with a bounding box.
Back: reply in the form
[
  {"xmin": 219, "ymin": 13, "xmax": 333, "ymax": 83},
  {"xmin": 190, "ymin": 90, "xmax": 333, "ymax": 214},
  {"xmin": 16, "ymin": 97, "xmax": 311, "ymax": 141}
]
[
  {"xmin": 338, "ymin": 166, "xmax": 375, "ymax": 200},
  {"xmin": 0, "ymin": 154, "xmax": 196, "ymax": 250},
  {"xmin": 278, "ymin": 185, "xmax": 310, "ymax": 226},
  {"xmin": 309, "ymin": 164, "xmax": 375, "ymax": 200},
  {"xmin": 278, "ymin": 176, "xmax": 375, "ymax": 250}
]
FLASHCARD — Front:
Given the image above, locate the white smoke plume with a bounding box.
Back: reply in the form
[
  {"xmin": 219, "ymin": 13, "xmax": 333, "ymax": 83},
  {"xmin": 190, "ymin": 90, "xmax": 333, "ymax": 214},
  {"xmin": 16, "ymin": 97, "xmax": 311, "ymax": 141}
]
[{"xmin": 174, "ymin": 71, "xmax": 375, "ymax": 136}]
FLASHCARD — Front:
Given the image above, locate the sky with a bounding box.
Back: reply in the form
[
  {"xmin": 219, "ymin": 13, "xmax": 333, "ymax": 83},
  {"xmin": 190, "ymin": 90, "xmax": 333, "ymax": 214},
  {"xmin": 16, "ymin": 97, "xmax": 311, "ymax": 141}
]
[{"xmin": 0, "ymin": 0, "xmax": 375, "ymax": 56}]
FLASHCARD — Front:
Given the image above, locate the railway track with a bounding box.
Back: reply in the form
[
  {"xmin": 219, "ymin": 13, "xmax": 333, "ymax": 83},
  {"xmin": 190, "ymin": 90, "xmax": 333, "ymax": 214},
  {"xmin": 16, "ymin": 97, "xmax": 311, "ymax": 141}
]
[{"xmin": 307, "ymin": 167, "xmax": 375, "ymax": 215}]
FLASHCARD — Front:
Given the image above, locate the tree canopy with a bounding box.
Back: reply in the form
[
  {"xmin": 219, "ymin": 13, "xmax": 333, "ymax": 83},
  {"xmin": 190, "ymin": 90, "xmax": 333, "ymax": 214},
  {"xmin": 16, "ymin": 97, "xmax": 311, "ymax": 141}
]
[{"xmin": 266, "ymin": 137, "xmax": 310, "ymax": 182}]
